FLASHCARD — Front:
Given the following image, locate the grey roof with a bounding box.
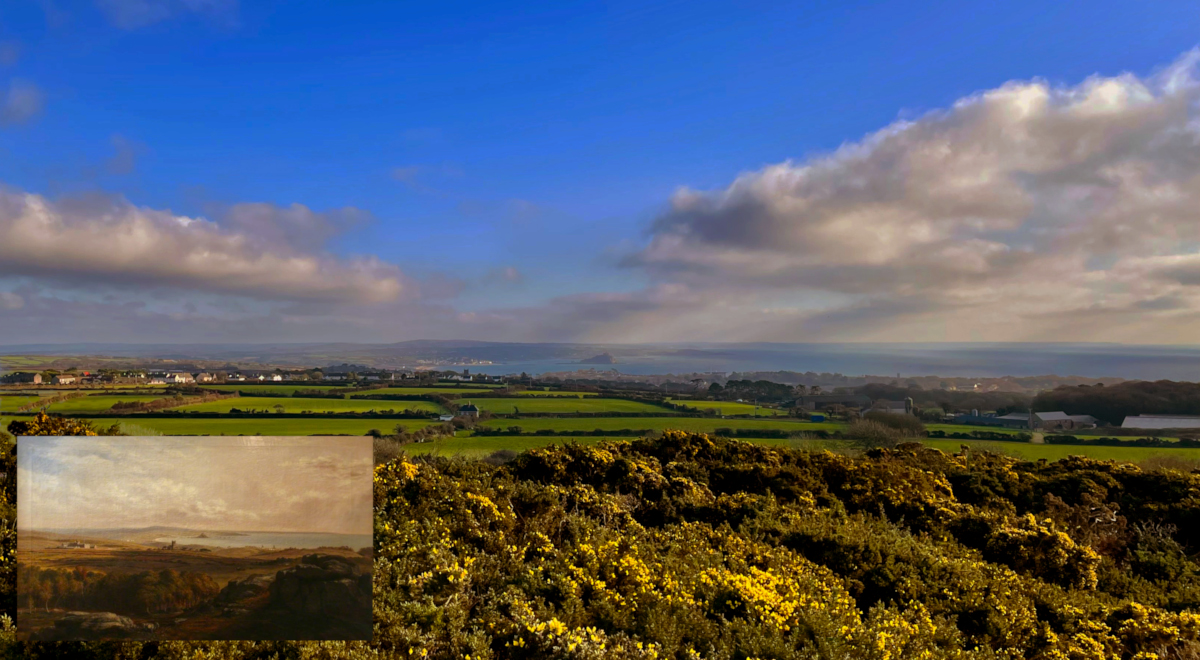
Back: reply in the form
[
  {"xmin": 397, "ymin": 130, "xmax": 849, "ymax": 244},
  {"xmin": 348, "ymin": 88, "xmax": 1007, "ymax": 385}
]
[
  {"xmin": 1067, "ymin": 415, "xmax": 1098, "ymax": 423},
  {"xmin": 996, "ymin": 413, "xmax": 1030, "ymax": 421},
  {"xmin": 1034, "ymin": 411, "xmax": 1072, "ymax": 421},
  {"xmin": 1122, "ymin": 415, "xmax": 1200, "ymax": 429}
]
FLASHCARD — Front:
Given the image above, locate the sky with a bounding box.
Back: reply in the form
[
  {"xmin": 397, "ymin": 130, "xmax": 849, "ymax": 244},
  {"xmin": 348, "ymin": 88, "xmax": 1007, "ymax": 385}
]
[
  {"xmin": 17, "ymin": 436, "xmax": 373, "ymax": 534},
  {"xmin": 1, "ymin": 1, "xmax": 1200, "ymax": 344}
]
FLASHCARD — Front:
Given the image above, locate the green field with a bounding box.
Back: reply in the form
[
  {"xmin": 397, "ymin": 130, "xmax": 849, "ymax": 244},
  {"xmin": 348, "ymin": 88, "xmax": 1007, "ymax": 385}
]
[
  {"xmin": 666, "ymin": 399, "xmax": 784, "ymax": 416},
  {"xmin": 200, "ymin": 384, "xmax": 343, "ymax": 394},
  {"xmin": 926, "ymin": 423, "xmax": 1024, "ymax": 436},
  {"xmin": 477, "ymin": 416, "xmax": 834, "ymax": 434},
  {"xmin": 173, "ymin": 397, "xmax": 447, "ymax": 414},
  {"xmin": 921, "ymin": 438, "xmax": 1200, "ymax": 463},
  {"xmin": 470, "ymin": 398, "xmax": 671, "ymax": 414},
  {"xmin": 0, "ymin": 416, "xmax": 437, "ymax": 436},
  {"xmin": 512, "ymin": 390, "xmax": 599, "ymax": 397},
  {"xmin": 359, "ymin": 387, "xmax": 506, "ymax": 396},
  {"xmin": 42, "ymin": 394, "xmax": 167, "ymax": 414},
  {"xmin": 0, "ymin": 355, "xmax": 57, "ymax": 368},
  {"xmin": 0, "ymin": 393, "xmax": 44, "ymax": 412}
]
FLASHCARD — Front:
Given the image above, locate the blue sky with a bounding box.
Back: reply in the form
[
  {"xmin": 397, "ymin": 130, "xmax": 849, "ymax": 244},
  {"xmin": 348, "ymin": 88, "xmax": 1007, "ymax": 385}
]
[{"xmin": 2, "ymin": 1, "xmax": 1200, "ymax": 343}]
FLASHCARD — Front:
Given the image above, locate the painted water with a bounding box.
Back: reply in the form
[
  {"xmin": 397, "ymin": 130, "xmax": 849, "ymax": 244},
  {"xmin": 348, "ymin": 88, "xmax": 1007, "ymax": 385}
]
[{"xmin": 151, "ymin": 532, "xmax": 372, "ymax": 549}]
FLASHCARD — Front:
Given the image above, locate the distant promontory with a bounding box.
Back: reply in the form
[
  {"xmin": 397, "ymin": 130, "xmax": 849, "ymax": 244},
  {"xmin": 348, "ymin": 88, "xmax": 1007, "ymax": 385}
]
[{"xmin": 579, "ymin": 352, "xmax": 617, "ymax": 365}]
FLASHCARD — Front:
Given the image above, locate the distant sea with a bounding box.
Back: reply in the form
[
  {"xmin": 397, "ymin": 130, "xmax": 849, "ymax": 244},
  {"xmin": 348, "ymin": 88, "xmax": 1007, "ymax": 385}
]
[
  {"xmin": 465, "ymin": 343, "xmax": 1200, "ymax": 381},
  {"xmin": 151, "ymin": 531, "xmax": 372, "ymax": 550},
  {"xmin": 40, "ymin": 528, "xmax": 371, "ymax": 550}
]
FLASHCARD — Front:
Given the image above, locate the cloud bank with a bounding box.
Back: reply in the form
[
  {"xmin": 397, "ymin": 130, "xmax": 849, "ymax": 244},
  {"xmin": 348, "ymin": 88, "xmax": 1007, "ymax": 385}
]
[
  {"xmin": 600, "ymin": 49, "xmax": 1200, "ymax": 342},
  {"xmin": 0, "ymin": 190, "xmax": 405, "ymax": 303}
]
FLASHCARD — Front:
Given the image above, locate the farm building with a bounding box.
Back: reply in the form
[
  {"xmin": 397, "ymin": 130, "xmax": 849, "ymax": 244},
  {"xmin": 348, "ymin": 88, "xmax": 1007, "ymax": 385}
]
[
  {"xmin": 867, "ymin": 398, "xmax": 913, "ymax": 415},
  {"xmin": 1032, "ymin": 411, "xmax": 1098, "ymax": 430},
  {"xmin": 790, "ymin": 394, "xmax": 871, "ymax": 411},
  {"xmin": 0, "ymin": 372, "xmax": 41, "ymax": 384},
  {"xmin": 1121, "ymin": 415, "xmax": 1200, "ymax": 430},
  {"xmin": 954, "ymin": 413, "xmax": 1033, "ymax": 429},
  {"xmin": 52, "ymin": 374, "xmax": 76, "ymax": 385}
]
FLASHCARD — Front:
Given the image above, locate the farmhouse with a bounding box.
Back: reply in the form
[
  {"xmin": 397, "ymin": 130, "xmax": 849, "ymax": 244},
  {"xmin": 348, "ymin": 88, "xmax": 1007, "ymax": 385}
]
[
  {"xmin": 1122, "ymin": 414, "xmax": 1200, "ymax": 430},
  {"xmin": 457, "ymin": 403, "xmax": 480, "ymax": 418},
  {"xmin": 166, "ymin": 372, "xmax": 195, "ymax": 384},
  {"xmin": 52, "ymin": 374, "xmax": 76, "ymax": 385},
  {"xmin": 0, "ymin": 372, "xmax": 41, "ymax": 384},
  {"xmin": 195, "ymin": 372, "xmax": 216, "ymax": 383}
]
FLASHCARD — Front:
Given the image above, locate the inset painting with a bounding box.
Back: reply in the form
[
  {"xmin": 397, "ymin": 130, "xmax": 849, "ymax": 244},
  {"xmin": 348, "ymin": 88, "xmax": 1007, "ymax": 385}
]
[{"xmin": 16, "ymin": 436, "xmax": 373, "ymax": 641}]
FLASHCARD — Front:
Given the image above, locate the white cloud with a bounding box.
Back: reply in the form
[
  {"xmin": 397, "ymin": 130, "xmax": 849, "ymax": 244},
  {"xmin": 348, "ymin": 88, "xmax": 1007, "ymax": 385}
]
[
  {"xmin": 0, "ymin": 190, "xmax": 406, "ymax": 303},
  {"xmin": 606, "ymin": 49, "xmax": 1200, "ymax": 342}
]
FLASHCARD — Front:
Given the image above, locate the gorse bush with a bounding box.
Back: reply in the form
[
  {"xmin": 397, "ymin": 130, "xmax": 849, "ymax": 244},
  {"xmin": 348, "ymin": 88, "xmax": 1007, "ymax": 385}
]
[{"xmin": 2, "ymin": 428, "xmax": 1200, "ymax": 658}]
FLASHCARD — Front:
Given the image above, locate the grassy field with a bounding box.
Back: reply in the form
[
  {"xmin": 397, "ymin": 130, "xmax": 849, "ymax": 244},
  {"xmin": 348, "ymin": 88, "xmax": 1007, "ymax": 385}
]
[
  {"xmin": 665, "ymin": 399, "xmax": 785, "ymax": 416},
  {"xmin": 0, "ymin": 355, "xmax": 58, "ymax": 368},
  {"xmin": 26, "ymin": 416, "xmax": 436, "ymax": 436},
  {"xmin": 199, "ymin": 384, "xmax": 343, "ymax": 394},
  {"xmin": 512, "ymin": 390, "xmax": 599, "ymax": 397},
  {"xmin": 470, "ymin": 398, "xmax": 671, "ymax": 414},
  {"xmin": 921, "ymin": 438, "xmax": 1200, "ymax": 463},
  {"xmin": 405, "ymin": 433, "xmax": 1200, "ymax": 465},
  {"xmin": 173, "ymin": 397, "xmax": 447, "ymax": 414},
  {"xmin": 926, "ymin": 423, "xmax": 1024, "ymax": 436},
  {"xmin": 359, "ymin": 386, "xmax": 506, "ymax": 396},
  {"xmin": 42, "ymin": 394, "xmax": 166, "ymax": 414},
  {"xmin": 477, "ymin": 416, "xmax": 833, "ymax": 434},
  {"xmin": 0, "ymin": 393, "xmax": 44, "ymax": 412}
]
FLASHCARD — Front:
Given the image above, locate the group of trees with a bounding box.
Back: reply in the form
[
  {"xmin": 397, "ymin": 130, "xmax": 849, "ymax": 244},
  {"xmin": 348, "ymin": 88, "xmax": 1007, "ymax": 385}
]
[
  {"xmin": 705, "ymin": 379, "xmax": 796, "ymax": 403},
  {"xmin": 1032, "ymin": 380, "xmax": 1200, "ymax": 426},
  {"xmin": 18, "ymin": 566, "xmax": 219, "ymax": 616}
]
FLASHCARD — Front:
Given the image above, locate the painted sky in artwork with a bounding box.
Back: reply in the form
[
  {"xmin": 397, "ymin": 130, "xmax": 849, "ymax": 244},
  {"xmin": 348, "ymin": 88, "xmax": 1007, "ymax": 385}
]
[
  {"xmin": 16, "ymin": 436, "xmax": 372, "ymax": 534},
  {"xmin": 3, "ymin": 2, "xmax": 1200, "ymax": 343}
]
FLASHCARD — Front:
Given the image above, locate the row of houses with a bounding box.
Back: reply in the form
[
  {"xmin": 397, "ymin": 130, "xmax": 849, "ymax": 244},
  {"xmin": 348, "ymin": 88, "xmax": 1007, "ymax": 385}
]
[{"xmin": 0, "ymin": 370, "xmax": 404, "ymax": 385}]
